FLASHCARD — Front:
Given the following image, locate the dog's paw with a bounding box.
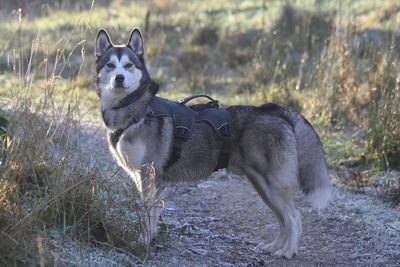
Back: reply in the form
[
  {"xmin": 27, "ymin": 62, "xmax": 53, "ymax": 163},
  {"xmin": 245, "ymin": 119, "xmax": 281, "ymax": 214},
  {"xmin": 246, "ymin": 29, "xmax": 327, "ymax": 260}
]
[
  {"xmin": 256, "ymin": 240, "xmax": 282, "ymax": 254},
  {"xmin": 258, "ymin": 235, "xmax": 286, "ymax": 254},
  {"xmin": 263, "ymin": 242, "xmax": 281, "ymax": 253},
  {"xmin": 274, "ymin": 248, "xmax": 297, "ymax": 259}
]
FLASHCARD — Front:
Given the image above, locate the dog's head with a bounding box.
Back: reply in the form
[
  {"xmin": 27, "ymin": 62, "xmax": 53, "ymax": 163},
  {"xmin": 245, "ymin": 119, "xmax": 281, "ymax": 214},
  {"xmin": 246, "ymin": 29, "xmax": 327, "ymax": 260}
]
[{"xmin": 95, "ymin": 29, "xmax": 152, "ymax": 107}]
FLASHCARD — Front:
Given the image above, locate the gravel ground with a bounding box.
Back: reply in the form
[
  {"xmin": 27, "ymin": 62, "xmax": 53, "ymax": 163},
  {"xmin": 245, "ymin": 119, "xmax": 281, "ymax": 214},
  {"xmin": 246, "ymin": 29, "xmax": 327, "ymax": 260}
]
[{"xmin": 67, "ymin": 120, "xmax": 400, "ymax": 267}]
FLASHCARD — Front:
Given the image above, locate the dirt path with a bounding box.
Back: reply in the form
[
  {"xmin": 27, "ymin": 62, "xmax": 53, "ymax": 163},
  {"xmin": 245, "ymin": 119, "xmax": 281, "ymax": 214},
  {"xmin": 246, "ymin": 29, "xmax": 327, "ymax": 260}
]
[
  {"xmin": 143, "ymin": 175, "xmax": 399, "ymax": 266},
  {"xmin": 80, "ymin": 121, "xmax": 400, "ymax": 267}
]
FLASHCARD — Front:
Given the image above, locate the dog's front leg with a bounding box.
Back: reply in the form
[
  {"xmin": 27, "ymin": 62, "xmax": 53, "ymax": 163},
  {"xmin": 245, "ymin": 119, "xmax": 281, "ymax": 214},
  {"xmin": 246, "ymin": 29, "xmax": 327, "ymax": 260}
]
[{"xmin": 131, "ymin": 164, "xmax": 164, "ymax": 249}]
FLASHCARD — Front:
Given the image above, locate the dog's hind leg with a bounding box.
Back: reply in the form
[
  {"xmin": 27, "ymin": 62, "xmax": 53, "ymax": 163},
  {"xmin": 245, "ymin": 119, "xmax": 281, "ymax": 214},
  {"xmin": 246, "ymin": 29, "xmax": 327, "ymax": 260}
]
[
  {"xmin": 246, "ymin": 170, "xmax": 287, "ymax": 252},
  {"xmin": 245, "ymin": 163, "xmax": 301, "ymax": 259}
]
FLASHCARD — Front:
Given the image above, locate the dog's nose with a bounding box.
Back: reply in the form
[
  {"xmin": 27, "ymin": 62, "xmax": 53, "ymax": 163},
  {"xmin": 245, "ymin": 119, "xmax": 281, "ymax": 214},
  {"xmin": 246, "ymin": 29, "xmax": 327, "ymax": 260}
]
[{"xmin": 115, "ymin": 74, "xmax": 125, "ymax": 86}]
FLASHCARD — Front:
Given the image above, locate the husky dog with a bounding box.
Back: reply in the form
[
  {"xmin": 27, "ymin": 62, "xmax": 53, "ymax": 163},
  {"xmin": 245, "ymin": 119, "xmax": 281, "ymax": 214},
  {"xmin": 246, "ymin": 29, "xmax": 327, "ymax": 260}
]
[{"xmin": 95, "ymin": 29, "xmax": 331, "ymax": 259}]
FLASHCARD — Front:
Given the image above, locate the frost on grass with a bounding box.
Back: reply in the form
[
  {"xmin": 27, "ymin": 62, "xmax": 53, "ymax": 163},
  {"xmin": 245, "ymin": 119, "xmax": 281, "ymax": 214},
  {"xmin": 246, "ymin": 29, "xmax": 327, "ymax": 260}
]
[
  {"xmin": 45, "ymin": 238, "xmax": 137, "ymax": 266},
  {"xmin": 333, "ymin": 189, "xmax": 400, "ymax": 262},
  {"xmin": 40, "ymin": 124, "xmax": 143, "ymax": 266}
]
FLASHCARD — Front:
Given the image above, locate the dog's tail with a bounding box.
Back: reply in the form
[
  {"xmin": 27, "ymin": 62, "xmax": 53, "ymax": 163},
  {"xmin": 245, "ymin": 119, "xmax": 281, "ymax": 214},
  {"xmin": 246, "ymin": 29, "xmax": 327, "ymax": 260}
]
[
  {"xmin": 289, "ymin": 110, "xmax": 331, "ymax": 210},
  {"xmin": 262, "ymin": 103, "xmax": 332, "ymax": 210}
]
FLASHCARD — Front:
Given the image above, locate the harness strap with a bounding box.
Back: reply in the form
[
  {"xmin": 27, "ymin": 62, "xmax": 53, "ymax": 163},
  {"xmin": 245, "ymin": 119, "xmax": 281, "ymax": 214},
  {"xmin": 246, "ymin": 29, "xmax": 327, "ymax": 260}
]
[
  {"xmin": 164, "ymin": 127, "xmax": 191, "ymax": 169},
  {"xmin": 194, "ymin": 107, "xmax": 231, "ymax": 170},
  {"xmin": 112, "ymin": 81, "xmax": 159, "ymax": 109},
  {"xmin": 147, "ymin": 96, "xmax": 195, "ymax": 170},
  {"xmin": 214, "ymin": 123, "xmax": 231, "ymax": 171}
]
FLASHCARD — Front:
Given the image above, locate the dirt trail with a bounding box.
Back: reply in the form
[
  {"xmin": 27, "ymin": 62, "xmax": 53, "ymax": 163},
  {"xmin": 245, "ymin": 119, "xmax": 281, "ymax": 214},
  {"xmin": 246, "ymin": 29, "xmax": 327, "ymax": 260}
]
[
  {"xmin": 81, "ymin": 121, "xmax": 400, "ymax": 267},
  {"xmin": 145, "ymin": 175, "xmax": 399, "ymax": 266}
]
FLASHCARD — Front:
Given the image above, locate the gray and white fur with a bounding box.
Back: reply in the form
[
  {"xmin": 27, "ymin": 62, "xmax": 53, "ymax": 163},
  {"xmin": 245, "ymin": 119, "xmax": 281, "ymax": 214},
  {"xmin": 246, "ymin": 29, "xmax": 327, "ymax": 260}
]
[{"xmin": 95, "ymin": 29, "xmax": 331, "ymax": 259}]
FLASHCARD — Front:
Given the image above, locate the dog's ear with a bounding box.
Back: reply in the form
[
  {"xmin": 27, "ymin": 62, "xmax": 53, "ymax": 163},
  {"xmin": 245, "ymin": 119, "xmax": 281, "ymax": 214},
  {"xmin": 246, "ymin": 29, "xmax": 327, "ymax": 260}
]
[
  {"xmin": 127, "ymin": 28, "xmax": 144, "ymax": 57},
  {"xmin": 95, "ymin": 29, "xmax": 112, "ymax": 57}
]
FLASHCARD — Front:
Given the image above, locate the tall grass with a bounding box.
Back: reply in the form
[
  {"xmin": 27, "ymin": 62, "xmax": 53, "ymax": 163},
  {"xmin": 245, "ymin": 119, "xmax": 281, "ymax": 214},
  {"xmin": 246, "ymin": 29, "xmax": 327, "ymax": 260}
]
[
  {"xmin": 249, "ymin": 3, "xmax": 399, "ymax": 171},
  {"xmin": 0, "ymin": 3, "xmax": 143, "ymax": 265},
  {"xmin": 314, "ymin": 6, "xmax": 400, "ymax": 169},
  {"xmin": 367, "ymin": 53, "xmax": 400, "ymax": 169}
]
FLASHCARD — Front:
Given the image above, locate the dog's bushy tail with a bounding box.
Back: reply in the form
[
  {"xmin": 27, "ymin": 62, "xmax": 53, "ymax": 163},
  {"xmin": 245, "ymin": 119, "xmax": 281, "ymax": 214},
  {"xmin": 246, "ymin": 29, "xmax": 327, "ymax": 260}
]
[
  {"xmin": 291, "ymin": 113, "xmax": 331, "ymax": 210},
  {"xmin": 261, "ymin": 103, "xmax": 332, "ymax": 210}
]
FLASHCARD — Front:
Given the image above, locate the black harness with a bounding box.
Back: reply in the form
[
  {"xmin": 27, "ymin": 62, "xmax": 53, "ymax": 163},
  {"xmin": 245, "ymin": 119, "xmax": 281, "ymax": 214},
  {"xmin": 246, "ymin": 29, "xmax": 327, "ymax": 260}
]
[{"xmin": 115, "ymin": 94, "xmax": 231, "ymax": 171}]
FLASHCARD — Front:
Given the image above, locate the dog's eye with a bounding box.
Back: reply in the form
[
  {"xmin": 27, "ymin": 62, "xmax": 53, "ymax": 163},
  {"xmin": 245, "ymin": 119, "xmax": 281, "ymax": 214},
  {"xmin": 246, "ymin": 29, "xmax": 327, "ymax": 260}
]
[
  {"xmin": 124, "ymin": 63, "xmax": 133, "ymax": 68},
  {"xmin": 107, "ymin": 63, "xmax": 115, "ymax": 68}
]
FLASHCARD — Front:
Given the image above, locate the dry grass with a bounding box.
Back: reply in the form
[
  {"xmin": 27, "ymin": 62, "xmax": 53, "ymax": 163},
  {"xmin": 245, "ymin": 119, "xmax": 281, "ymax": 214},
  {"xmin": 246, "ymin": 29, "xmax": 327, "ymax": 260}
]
[{"xmin": 0, "ymin": 4, "xmax": 145, "ymax": 265}]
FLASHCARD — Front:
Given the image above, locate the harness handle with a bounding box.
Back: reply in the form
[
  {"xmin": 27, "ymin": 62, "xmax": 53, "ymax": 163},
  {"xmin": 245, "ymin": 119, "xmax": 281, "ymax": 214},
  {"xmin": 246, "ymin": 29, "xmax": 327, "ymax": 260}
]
[{"xmin": 176, "ymin": 94, "xmax": 218, "ymax": 105}]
